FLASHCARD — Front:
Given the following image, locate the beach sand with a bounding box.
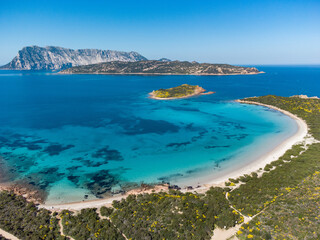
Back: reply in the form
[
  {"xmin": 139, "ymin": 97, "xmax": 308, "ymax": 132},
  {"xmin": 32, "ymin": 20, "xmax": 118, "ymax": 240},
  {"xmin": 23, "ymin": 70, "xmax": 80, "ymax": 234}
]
[
  {"xmin": 39, "ymin": 100, "xmax": 309, "ymax": 211},
  {"xmin": 40, "ymin": 184, "xmax": 169, "ymax": 211},
  {"xmin": 205, "ymin": 100, "xmax": 309, "ymax": 184}
]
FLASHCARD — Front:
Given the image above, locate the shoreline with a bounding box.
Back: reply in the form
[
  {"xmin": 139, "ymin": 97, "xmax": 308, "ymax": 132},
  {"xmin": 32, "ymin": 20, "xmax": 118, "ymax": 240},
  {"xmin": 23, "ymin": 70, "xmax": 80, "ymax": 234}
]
[
  {"xmin": 58, "ymin": 71, "xmax": 265, "ymax": 76},
  {"xmin": 40, "ymin": 184, "xmax": 169, "ymax": 210},
  {"xmin": 204, "ymin": 100, "xmax": 308, "ymax": 184},
  {"xmin": 0, "ymin": 180, "xmax": 47, "ymax": 204},
  {"xmin": 38, "ymin": 99, "xmax": 309, "ymax": 210}
]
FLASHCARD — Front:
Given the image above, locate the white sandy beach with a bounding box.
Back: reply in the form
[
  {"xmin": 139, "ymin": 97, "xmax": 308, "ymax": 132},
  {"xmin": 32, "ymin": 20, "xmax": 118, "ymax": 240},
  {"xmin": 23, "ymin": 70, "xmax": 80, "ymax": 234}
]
[
  {"xmin": 39, "ymin": 100, "xmax": 309, "ymax": 211},
  {"xmin": 204, "ymin": 100, "xmax": 309, "ymax": 185}
]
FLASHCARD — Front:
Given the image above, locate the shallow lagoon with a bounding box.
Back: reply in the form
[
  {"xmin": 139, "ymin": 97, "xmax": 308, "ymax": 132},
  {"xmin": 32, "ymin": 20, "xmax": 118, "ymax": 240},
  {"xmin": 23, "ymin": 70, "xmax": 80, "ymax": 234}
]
[{"xmin": 0, "ymin": 66, "xmax": 319, "ymax": 203}]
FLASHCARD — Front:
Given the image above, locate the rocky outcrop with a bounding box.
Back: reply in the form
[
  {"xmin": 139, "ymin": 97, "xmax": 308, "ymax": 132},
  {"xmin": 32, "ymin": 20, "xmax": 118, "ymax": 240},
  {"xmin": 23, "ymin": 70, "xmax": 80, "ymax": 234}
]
[
  {"xmin": 1, "ymin": 46, "xmax": 147, "ymax": 70},
  {"xmin": 0, "ymin": 183, "xmax": 46, "ymax": 204},
  {"xmin": 290, "ymin": 95, "xmax": 319, "ymax": 99}
]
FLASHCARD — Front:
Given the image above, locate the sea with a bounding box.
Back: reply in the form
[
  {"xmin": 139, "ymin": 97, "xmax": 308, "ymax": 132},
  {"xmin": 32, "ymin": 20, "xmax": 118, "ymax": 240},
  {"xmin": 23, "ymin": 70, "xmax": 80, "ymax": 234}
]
[{"xmin": 0, "ymin": 65, "xmax": 319, "ymax": 204}]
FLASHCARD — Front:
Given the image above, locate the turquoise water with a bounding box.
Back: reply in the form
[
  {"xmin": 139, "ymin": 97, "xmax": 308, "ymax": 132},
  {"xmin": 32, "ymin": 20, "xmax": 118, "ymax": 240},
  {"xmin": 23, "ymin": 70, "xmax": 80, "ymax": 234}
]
[{"xmin": 0, "ymin": 66, "xmax": 319, "ymax": 203}]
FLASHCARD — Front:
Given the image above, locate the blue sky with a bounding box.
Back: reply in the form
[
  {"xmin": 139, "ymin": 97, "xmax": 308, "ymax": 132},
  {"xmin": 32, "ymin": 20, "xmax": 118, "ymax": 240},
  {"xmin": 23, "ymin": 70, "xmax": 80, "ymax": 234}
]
[{"xmin": 0, "ymin": 0, "xmax": 319, "ymax": 65}]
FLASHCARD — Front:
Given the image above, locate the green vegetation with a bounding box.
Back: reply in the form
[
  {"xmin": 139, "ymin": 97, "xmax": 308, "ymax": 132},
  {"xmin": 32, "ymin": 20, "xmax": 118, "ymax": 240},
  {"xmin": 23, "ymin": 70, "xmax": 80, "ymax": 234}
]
[
  {"xmin": 245, "ymin": 95, "xmax": 320, "ymax": 140},
  {"xmin": 231, "ymin": 95, "xmax": 320, "ymax": 239},
  {"xmin": 1, "ymin": 95, "xmax": 320, "ymax": 239},
  {"xmin": 61, "ymin": 60, "xmax": 260, "ymax": 75},
  {"xmin": 107, "ymin": 188, "xmax": 240, "ymax": 239},
  {"xmin": 229, "ymin": 143, "xmax": 320, "ymax": 216},
  {"xmin": 238, "ymin": 170, "xmax": 320, "ymax": 239},
  {"xmin": 152, "ymin": 84, "xmax": 199, "ymax": 99},
  {"xmin": 0, "ymin": 188, "xmax": 240, "ymax": 240},
  {"xmin": 0, "ymin": 191, "xmax": 65, "ymax": 240},
  {"xmin": 60, "ymin": 209, "xmax": 124, "ymax": 240}
]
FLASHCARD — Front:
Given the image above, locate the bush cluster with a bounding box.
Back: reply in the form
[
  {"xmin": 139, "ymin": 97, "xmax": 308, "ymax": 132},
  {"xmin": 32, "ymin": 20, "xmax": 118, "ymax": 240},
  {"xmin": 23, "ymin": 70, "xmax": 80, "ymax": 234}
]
[{"xmin": 0, "ymin": 191, "xmax": 65, "ymax": 240}]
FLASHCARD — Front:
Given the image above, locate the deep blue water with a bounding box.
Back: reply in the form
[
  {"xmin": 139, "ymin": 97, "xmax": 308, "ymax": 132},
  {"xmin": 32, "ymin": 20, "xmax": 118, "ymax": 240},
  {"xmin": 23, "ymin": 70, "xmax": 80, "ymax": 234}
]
[{"xmin": 0, "ymin": 66, "xmax": 319, "ymax": 203}]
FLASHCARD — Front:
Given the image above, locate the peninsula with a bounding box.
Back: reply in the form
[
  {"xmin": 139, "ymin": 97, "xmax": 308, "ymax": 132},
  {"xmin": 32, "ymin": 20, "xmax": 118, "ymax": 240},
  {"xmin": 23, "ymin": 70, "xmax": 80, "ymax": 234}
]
[
  {"xmin": 149, "ymin": 84, "xmax": 215, "ymax": 100},
  {"xmin": 60, "ymin": 60, "xmax": 263, "ymax": 75}
]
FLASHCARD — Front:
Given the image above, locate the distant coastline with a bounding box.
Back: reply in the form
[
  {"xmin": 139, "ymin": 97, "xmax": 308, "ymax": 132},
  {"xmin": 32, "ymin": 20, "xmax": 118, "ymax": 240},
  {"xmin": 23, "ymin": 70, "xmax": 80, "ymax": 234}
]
[
  {"xmin": 0, "ymin": 69, "xmax": 265, "ymax": 76},
  {"xmin": 60, "ymin": 60, "xmax": 263, "ymax": 75},
  {"xmin": 59, "ymin": 71, "xmax": 265, "ymax": 76}
]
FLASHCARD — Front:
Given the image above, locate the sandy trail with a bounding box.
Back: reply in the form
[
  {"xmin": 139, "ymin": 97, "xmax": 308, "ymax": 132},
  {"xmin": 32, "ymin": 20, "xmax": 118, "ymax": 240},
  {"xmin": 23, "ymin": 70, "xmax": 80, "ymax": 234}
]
[{"xmin": 0, "ymin": 228, "xmax": 19, "ymax": 240}]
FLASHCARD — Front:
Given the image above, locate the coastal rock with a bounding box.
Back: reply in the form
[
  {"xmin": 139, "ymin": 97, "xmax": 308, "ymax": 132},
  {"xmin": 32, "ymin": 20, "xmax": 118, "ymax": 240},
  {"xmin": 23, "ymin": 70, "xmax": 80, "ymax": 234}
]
[
  {"xmin": 1, "ymin": 46, "xmax": 148, "ymax": 70},
  {"xmin": 290, "ymin": 94, "xmax": 319, "ymax": 99},
  {"xmin": 0, "ymin": 182, "xmax": 46, "ymax": 204}
]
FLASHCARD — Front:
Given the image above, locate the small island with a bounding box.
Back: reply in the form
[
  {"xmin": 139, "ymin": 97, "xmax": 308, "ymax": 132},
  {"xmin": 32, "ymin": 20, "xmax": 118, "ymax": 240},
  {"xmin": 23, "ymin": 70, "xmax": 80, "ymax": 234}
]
[{"xmin": 149, "ymin": 84, "xmax": 215, "ymax": 100}]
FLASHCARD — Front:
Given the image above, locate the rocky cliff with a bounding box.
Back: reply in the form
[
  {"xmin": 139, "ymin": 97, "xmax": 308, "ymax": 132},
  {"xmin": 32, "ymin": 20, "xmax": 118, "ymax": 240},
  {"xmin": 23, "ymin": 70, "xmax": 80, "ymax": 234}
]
[{"xmin": 1, "ymin": 46, "xmax": 147, "ymax": 70}]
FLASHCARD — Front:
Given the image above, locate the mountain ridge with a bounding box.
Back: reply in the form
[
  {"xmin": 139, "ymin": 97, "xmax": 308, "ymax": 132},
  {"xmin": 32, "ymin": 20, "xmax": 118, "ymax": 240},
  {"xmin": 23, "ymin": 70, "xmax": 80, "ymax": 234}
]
[{"xmin": 0, "ymin": 46, "xmax": 147, "ymax": 70}]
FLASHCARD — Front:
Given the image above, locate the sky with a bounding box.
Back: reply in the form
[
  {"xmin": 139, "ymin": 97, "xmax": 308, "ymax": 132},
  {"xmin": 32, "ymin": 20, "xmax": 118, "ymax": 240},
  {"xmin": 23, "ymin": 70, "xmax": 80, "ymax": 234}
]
[{"xmin": 0, "ymin": 0, "xmax": 319, "ymax": 65}]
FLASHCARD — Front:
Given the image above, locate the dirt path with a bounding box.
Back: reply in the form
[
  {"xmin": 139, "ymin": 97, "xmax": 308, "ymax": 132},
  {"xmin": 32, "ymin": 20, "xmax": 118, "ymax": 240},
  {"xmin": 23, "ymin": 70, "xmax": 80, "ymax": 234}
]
[
  {"xmin": 57, "ymin": 217, "xmax": 75, "ymax": 240},
  {"xmin": 212, "ymin": 184, "xmax": 272, "ymax": 240},
  {"xmin": 211, "ymin": 139, "xmax": 313, "ymax": 240},
  {"xmin": 212, "ymin": 191, "xmax": 251, "ymax": 240},
  {"xmin": 97, "ymin": 209, "xmax": 129, "ymax": 240},
  {"xmin": 0, "ymin": 228, "xmax": 19, "ymax": 240}
]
